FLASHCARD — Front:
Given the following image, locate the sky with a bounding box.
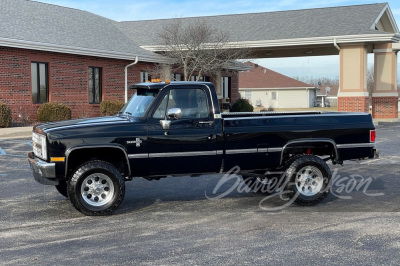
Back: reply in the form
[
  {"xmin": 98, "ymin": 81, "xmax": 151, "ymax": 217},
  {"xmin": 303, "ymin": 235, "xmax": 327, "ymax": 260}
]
[{"xmin": 34, "ymin": 0, "xmax": 400, "ymax": 81}]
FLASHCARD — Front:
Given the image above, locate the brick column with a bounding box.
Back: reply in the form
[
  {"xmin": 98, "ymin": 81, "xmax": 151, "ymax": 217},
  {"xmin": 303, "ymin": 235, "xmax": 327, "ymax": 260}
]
[
  {"xmin": 372, "ymin": 43, "xmax": 398, "ymax": 118},
  {"xmin": 337, "ymin": 45, "xmax": 369, "ymax": 113}
]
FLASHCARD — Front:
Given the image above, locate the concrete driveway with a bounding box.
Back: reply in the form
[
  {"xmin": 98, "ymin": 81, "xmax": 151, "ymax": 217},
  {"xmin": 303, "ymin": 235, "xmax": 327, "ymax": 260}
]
[{"xmin": 0, "ymin": 124, "xmax": 399, "ymax": 265}]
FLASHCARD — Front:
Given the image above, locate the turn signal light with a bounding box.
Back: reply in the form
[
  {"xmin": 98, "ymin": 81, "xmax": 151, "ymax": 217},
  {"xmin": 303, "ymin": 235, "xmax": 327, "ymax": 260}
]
[{"xmin": 50, "ymin": 157, "xmax": 65, "ymax": 162}]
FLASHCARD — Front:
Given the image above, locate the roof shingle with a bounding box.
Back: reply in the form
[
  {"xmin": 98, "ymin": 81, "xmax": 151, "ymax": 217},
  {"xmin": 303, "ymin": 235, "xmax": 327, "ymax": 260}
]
[{"xmin": 239, "ymin": 62, "xmax": 315, "ymax": 89}]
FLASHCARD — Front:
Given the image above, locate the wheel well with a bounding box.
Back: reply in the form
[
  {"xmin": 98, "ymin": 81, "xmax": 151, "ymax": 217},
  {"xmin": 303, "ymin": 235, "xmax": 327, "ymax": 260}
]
[
  {"xmin": 66, "ymin": 147, "xmax": 130, "ymax": 178},
  {"xmin": 281, "ymin": 141, "xmax": 338, "ymax": 164}
]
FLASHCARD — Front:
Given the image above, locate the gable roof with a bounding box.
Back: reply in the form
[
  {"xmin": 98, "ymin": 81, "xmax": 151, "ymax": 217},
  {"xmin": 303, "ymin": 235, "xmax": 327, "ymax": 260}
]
[
  {"xmin": 319, "ymin": 85, "xmax": 339, "ymax": 96},
  {"xmin": 119, "ymin": 3, "xmax": 399, "ymax": 51},
  {"xmin": 239, "ymin": 62, "xmax": 316, "ymax": 89},
  {"xmin": 0, "ymin": 1, "xmax": 398, "ymax": 62},
  {"xmin": 0, "ymin": 0, "xmax": 166, "ymax": 62}
]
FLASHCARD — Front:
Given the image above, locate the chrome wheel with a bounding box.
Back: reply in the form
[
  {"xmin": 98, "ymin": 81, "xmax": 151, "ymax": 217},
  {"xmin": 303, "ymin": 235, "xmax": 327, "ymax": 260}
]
[
  {"xmin": 81, "ymin": 173, "xmax": 115, "ymax": 207},
  {"xmin": 295, "ymin": 166, "xmax": 324, "ymax": 196}
]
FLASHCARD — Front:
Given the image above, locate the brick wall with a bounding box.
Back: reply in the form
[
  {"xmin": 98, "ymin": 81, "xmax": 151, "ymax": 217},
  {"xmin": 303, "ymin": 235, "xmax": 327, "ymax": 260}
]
[
  {"xmin": 372, "ymin": 97, "xmax": 399, "ymax": 119},
  {"xmin": 338, "ymin": 97, "xmax": 369, "ymax": 113},
  {"xmin": 0, "ymin": 46, "xmax": 239, "ymax": 123},
  {"xmin": 0, "ymin": 46, "xmax": 149, "ymax": 122}
]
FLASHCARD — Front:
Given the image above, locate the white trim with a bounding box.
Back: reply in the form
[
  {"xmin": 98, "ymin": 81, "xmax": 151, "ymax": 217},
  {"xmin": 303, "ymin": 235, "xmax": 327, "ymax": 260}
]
[
  {"xmin": 373, "ymin": 49, "xmax": 393, "ymax": 53},
  {"xmin": 371, "ymin": 4, "xmax": 399, "ymax": 33},
  {"xmin": 372, "ymin": 92, "xmax": 399, "ymax": 97},
  {"xmin": 141, "ymin": 34, "xmax": 400, "ymax": 52},
  {"xmin": 0, "ymin": 37, "xmax": 169, "ymax": 63},
  {"xmin": 337, "ymin": 92, "xmax": 369, "ymax": 97},
  {"xmin": 372, "ymin": 4, "xmax": 390, "ymax": 30}
]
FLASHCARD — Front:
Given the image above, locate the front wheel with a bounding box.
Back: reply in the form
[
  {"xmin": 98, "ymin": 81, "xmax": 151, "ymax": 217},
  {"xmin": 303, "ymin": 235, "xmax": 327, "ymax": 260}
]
[
  {"xmin": 68, "ymin": 160, "xmax": 125, "ymax": 216},
  {"xmin": 284, "ymin": 155, "xmax": 331, "ymax": 206}
]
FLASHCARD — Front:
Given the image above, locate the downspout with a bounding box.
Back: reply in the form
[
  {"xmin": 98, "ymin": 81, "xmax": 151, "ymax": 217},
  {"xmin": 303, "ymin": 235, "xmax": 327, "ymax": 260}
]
[
  {"xmin": 334, "ymin": 38, "xmax": 340, "ymax": 51},
  {"xmin": 334, "ymin": 38, "xmax": 341, "ymax": 97},
  {"xmin": 125, "ymin": 56, "xmax": 139, "ymax": 103}
]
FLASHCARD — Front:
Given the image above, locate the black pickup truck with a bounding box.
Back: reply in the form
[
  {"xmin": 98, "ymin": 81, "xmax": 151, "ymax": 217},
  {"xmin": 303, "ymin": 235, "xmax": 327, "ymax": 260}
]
[{"xmin": 28, "ymin": 81, "xmax": 377, "ymax": 215}]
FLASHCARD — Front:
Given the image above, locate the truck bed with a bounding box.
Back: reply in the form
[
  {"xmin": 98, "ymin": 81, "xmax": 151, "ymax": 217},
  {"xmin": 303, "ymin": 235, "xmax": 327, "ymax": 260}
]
[{"xmin": 221, "ymin": 111, "xmax": 375, "ymax": 170}]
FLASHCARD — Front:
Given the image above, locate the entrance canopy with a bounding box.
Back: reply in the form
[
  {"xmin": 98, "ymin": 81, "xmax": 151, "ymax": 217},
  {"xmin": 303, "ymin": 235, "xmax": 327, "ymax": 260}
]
[
  {"xmin": 118, "ymin": 3, "xmax": 400, "ymax": 57},
  {"xmin": 117, "ymin": 3, "xmax": 400, "ymax": 118}
]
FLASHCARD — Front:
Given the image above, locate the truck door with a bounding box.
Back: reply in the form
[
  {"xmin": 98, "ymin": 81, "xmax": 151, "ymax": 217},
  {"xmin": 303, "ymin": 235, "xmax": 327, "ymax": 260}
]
[{"xmin": 146, "ymin": 86, "xmax": 222, "ymax": 175}]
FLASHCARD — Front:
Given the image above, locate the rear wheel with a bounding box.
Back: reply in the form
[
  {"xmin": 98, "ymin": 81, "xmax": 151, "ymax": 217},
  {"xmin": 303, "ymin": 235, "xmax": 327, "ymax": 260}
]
[
  {"xmin": 68, "ymin": 160, "xmax": 125, "ymax": 216},
  {"xmin": 284, "ymin": 155, "xmax": 331, "ymax": 205}
]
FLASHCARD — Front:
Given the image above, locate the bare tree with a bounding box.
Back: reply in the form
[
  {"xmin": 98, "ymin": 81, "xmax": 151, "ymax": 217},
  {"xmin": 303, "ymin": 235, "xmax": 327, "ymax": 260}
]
[
  {"xmin": 157, "ymin": 19, "xmax": 249, "ymax": 81},
  {"xmin": 295, "ymin": 76, "xmax": 339, "ymax": 86}
]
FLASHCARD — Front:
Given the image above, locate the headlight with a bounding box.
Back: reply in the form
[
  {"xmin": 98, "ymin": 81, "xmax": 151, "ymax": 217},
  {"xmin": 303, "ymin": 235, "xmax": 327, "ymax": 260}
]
[{"xmin": 32, "ymin": 132, "xmax": 47, "ymax": 161}]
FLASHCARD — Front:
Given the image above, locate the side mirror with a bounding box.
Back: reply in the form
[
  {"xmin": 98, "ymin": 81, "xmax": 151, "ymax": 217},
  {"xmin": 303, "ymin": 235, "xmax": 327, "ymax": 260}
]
[{"xmin": 167, "ymin": 108, "xmax": 182, "ymax": 120}]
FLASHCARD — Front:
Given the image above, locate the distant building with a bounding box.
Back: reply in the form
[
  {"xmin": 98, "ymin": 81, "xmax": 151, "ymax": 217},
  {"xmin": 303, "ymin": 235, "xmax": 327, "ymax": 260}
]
[
  {"xmin": 239, "ymin": 62, "xmax": 318, "ymax": 109},
  {"xmin": 316, "ymin": 85, "xmax": 339, "ymax": 107}
]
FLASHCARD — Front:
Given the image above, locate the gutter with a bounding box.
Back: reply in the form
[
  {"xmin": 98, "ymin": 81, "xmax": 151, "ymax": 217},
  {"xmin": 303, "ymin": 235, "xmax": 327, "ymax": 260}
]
[{"xmin": 125, "ymin": 56, "xmax": 139, "ymax": 103}]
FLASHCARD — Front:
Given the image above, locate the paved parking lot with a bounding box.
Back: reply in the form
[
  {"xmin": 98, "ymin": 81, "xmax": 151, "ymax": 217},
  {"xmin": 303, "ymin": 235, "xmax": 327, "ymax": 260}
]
[{"xmin": 0, "ymin": 124, "xmax": 399, "ymax": 265}]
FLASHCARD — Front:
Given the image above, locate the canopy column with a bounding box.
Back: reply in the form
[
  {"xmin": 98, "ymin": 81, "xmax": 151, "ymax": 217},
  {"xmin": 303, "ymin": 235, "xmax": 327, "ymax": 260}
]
[
  {"xmin": 372, "ymin": 43, "xmax": 398, "ymax": 118},
  {"xmin": 337, "ymin": 45, "xmax": 369, "ymax": 113}
]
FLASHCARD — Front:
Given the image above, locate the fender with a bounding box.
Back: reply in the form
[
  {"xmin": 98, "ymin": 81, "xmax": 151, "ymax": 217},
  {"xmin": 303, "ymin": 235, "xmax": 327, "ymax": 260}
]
[
  {"xmin": 280, "ymin": 138, "xmax": 339, "ymax": 165},
  {"xmin": 65, "ymin": 144, "xmax": 131, "ymax": 177}
]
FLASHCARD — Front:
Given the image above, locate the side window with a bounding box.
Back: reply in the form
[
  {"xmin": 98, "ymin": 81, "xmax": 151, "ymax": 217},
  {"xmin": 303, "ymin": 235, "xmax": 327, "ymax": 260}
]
[
  {"xmin": 152, "ymin": 88, "xmax": 210, "ymax": 119},
  {"xmin": 153, "ymin": 92, "xmax": 169, "ymax": 119}
]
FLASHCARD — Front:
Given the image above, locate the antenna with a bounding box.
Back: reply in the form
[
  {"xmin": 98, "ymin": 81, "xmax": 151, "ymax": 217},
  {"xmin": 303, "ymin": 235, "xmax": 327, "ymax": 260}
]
[{"xmin": 325, "ymin": 87, "xmax": 331, "ymax": 95}]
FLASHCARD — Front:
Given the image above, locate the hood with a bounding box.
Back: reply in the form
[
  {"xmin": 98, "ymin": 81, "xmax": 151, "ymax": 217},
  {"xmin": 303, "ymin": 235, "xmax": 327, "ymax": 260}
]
[{"xmin": 35, "ymin": 115, "xmax": 137, "ymax": 133}]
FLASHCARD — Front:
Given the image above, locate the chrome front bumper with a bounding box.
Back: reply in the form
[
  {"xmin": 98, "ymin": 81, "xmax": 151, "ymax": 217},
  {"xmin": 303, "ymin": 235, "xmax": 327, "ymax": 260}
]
[{"xmin": 28, "ymin": 152, "xmax": 58, "ymax": 185}]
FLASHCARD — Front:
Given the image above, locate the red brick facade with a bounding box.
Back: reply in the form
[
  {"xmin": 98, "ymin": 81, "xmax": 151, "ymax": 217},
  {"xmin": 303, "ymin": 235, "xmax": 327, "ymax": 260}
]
[
  {"xmin": 0, "ymin": 46, "xmax": 238, "ymax": 123},
  {"xmin": 338, "ymin": 97, "xmax": 369, "ymax": 113},
  {"xmin": 372, "ymin": 97, "xmax": 399, "ymax": 119}
]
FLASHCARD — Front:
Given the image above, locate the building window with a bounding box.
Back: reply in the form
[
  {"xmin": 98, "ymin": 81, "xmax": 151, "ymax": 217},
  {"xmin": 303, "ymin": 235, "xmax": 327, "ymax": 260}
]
[
  {"xmin": 89, "ymin": 67, "xmax": 102, "ymax": 104},
  {"xmin": 190, "ymin": 76, "xmax": 210, "ymax": 82},
  {"xmin": 31, "ymin": 62, "xmax": 49, "ymax": 104},
  {"xmin": 221, "ymin": 77, "xmax": 231, "ymax": 99},
  {"xmin": 173, "ymin": 73, "xmax": 182, "ymax": 81},
  {"xmin": 271, "ymin": 91, "xmax": 277, "ymax": 100},
  {"xmin": 140, "ymin": 71, "xmax": 151, "ymax": 82},
  {"xmin": 244, "ymin": 91, "xmax": 252, "ymax": 104}
]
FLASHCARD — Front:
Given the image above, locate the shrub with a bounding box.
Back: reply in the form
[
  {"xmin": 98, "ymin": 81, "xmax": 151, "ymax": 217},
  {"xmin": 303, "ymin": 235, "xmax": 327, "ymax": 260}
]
[
  {"xmin": 37, "ymin": 102, "xmax": 71, "ymax": 122},
  {"xmin": 0, "ymin": 102, "xmax": 12, "ymax": 128},
  {"xmin": 231, "ymin": 98, "xmax": 254, "ymax": 112},
  {"xmin": 100, "ymin": 100, "xmax": 125, "ymax": 116}
]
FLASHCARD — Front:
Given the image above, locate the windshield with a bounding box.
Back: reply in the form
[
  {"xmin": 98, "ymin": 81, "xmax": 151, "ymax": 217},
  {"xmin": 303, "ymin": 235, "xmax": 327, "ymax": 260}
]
[{"xmin": 119, "ymin": 88, "xmax": 159, "ymax": 118}]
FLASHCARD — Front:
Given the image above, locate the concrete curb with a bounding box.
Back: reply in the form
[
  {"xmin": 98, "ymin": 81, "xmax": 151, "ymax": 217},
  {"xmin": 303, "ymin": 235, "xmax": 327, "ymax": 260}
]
[{"xmin": 0, "ymin": 127, "xmax": 33, "ymax": 140}]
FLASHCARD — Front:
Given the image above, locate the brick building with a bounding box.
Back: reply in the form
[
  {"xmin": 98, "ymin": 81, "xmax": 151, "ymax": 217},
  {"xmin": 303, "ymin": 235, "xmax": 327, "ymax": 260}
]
[
  {"xmin": 2, "ymin": 1, "xmax": 399, "ymax": 122},
  {"xmin": 0, "ymin": 0, "xmax": 239, "ymax": 123}
]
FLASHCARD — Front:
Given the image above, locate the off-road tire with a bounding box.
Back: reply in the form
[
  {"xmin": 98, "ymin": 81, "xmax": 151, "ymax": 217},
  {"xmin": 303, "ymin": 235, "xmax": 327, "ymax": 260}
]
[
  {"xmin": 284, "ymin": 155, "xmax": 331, "ymax": 206},
  {"xmin": 68, "ymin": 160, "xmax": 125, "ymax": 216}
]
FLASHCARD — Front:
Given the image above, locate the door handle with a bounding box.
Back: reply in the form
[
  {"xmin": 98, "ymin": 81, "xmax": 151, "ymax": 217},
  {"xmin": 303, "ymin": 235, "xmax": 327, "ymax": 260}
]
[{"xmin": 199, "ymin": 121, "xmax": 213, "ymax": 125}]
